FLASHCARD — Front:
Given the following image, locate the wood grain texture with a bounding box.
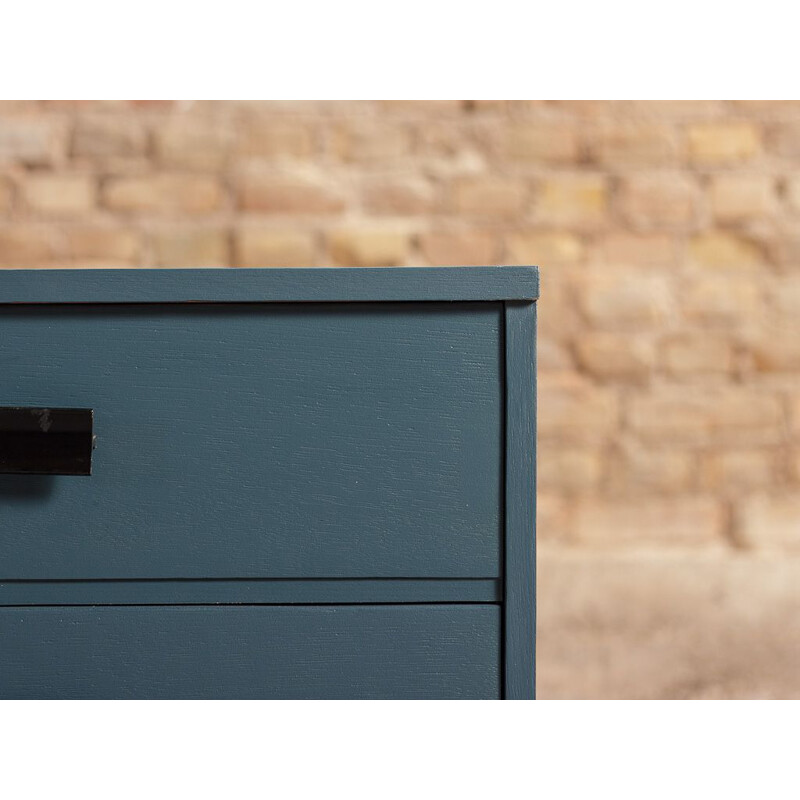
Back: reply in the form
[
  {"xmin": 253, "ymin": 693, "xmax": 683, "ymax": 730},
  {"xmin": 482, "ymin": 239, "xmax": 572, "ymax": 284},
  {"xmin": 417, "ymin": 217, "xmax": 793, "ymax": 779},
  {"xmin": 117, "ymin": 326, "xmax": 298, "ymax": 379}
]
[
  {"xmin": 0, "ymin": 267, "xmax": 540, "ymax": 304},
  {"xmin": 504, "ymin": 301, "xmax": 537, "ymax": 699},
  {"xmin": 0, "ymin": 302, "xmax": 501, "ymax": 579},
  {"xmin": 0, "ymin": 604, "xmax": 501, "ymax": 699},
  {"xmin": 0, "ymin": 268, "xmax": 537, "ymax": 700},
  {"xmin": 0, "ymin": 578, "xmax": 501, "ymax": 605}
]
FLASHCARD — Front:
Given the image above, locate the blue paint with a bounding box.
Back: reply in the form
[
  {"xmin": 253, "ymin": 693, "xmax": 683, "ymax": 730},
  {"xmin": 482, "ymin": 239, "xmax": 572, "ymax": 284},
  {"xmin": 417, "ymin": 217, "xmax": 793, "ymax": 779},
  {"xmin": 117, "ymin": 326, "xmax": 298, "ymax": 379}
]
[{"xmin": 0, "ymin": 267, "xmax": 538, "ymax": 699}]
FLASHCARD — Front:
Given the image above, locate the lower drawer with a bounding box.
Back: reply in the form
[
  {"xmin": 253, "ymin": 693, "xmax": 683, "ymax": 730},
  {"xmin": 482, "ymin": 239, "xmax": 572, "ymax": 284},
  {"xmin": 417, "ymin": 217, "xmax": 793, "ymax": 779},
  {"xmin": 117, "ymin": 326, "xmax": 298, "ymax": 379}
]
[{"xmin": 0, "ymin": 604, "xmax": 500, "ymax": 699}]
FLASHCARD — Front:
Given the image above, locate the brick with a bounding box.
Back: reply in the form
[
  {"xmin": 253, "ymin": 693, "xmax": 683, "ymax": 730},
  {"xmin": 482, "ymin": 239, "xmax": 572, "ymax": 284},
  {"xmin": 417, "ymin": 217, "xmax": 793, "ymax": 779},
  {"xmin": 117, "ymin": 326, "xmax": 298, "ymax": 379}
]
[
  {"xmin": 628, "ymin": 388, "xmax": 784, "ymax": 446},
  {"xmin": 731, "ymin": 100, "xmax": 800, "ymax": 115},
  {"xmin": 574, "ymin": 331, "xmax": 655, "ymax": 381},
  {"xmin": 327, "ymin": 227, "xmax": 410, "ymax": 267},
  {"xmin": 592, "ymin": 233, "xmax": 679, "ymax": 267},
  {"xmin": 546, "ymin": 100, "xmax": 610, "ymax": 116},
  {"xmin": 689, "ymin": 231, "xmax": 765, "ymax": 268},
  {"xmin": 72, "ymin": 115, "xmax": 147, "ymax": 158},
  {"xmin": 791, "ymin": 450, "xmax": 800, "ymax": 484},
  {"xmin": 536, "ymin": 175, "xmax": 607, "ymax": 228},
  {"xmin": 577, "ymin": 272, "xmax": 672, "ymax": 329},
  {"xmin": 767, "ymin": 121, "xmax": 800, "ymax": 158},
  {"xmin": 535, "ymin": 491, "xmax": 572, "ymax": 544},
  {"xmin": 0, "ymin": 101, "xmax": 41, "ymax": 113},
  {"xmin": 538, "ymin": 276, "xmax": 580, "ymax": 340},
  {"xmin": 507, "ymin": 231, "xmax": 583, "ymax": 265},
  {"xmin": 228, "ymin": 100, "xmax": 326, "ymax": 116},
  {"xmin": 20, "ymin": 174, "xmax": 95, "ymax": 216},
  {"xmin": 782, "ymin": 176, "xmax": 800, "ymax": 214},
  {"xmin": 699, "ymin": 450, "xmax": 775, "ymax": 492},
  {"xmin": 759, "ymin": 221, "xmax": 800, "ymax": 266},
  {"xmin": 234, "ymin": 229, "xmax": 316, "ymax": 268},
  {"xmin": 538, "ymin": 373, "xmax": 619, "ymax": 442},
  {"xmin": 363, "ymin": 176, "xmax": 437, "ymax": 215},
  {"xmin": 416, "ymin": 121, "xmax": 482, "ymax": 165},
  {"xmin": 770, "ymin": 276, "xmax": 800, "ymax": 317},
  {"xmin": 494, "ymin": 122, "xmax": 579, "ymax": 164},
  {"xmin": 378, "ymin": 101, "xmax": 463, "ymax": 116},
  {"xmin": 616, "ymin": 173, "xmax": 701, "ymax": 230},
  {"xmin": 661, "ymin": 334, "xmax": 734, "ymax": 376},
  {"xmin": 592, "ymin": 121, "xmax": 679, "ymax": 166},
  {"xmin": 0, "ymin": 116, "xmax": 65, "ymax": 166},
  {"xmin": 238, "ymin": 168, "xmax": 345, "ymax": 214},
  {"xmin": 537, "ymin": 447, "xmax": 602, "ymax": 492},
  {"xmin": 0, "ymin": 225, "xmax": 62, "ymax": 266},
  {"xmin": 625, "ymin": 100, "xmax": 727, "ymax": 118},
  {"xmin": 790, "ymin": 394, "xmax": 800, "ymax": 437},
  {"xmin": 574, "ymin": 496, "xmax": 724, "ymax": 548},
  {"xmin": 126, "ymin": 100, "xmax": 176, "ymax": 111},
  {"xmin": 153, "ymin": 227, "xmax": 230, "ymax": 267},
  {"xmin": 0, "ymin": 177, "xmax": 11, "ymax": 214},
  {"xmin": 104, "ymin": 174, "xmax": 224, "ymax": 215},
  {"xmin": 736, "ymin": 495, "xmax": 800, "ymax": 550},
  {"xmin": 744, "ymin": 323, "xmax": 800, "ymax": 372},
  {"xmin": 418, "ymin": 230, "xmax": 497, "ymax": 266},
  {"xmin": 237, "ymin": 116, "xmax": 315, "ymax": 159},
  {"xmin": 683, "ymin": 276, "xmax": 762, "ymax": 325},
  {"xmin": 710, "ymin": 175, "xmax": 775, "ymax": 222},
  {"xmin": 605, "ymin": 443, "xmax": 693, "ymax": 494},
  {"xmin": 154, "ymin": 116, "xmax": 233, "ymax": 170},
  {"xmin": 46, "ymin": 101, "xmax": 122, "ymax": 111},
  {"xmin": 330, "ymin": 120, "xmax": 412, "ymax": 162},
  {"xmin": 467, "ymin": 100, "xmax": 513, "ymax": 113},
  {"xmin": 451, "ymin": 175, "xmax": 527, "ymax": 218},
  {"xmin": 688, "ymin": 122, "xmax": 761, "ymax": 164},
  {"xmin": 65, "ymin": 226, "xmax": 140, "ymax": 264},
  {"xmin": 537, "ymin": 337, "xmax": 573, "ymax": 371}
]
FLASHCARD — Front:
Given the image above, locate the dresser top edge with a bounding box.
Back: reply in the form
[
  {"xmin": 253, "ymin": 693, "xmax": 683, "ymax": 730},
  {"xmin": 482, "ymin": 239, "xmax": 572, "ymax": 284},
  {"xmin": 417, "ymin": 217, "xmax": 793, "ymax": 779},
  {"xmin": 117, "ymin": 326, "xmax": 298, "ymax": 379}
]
[{"xmin": 0, "ymin": 266, "xmax": 540, "ymax": 304}]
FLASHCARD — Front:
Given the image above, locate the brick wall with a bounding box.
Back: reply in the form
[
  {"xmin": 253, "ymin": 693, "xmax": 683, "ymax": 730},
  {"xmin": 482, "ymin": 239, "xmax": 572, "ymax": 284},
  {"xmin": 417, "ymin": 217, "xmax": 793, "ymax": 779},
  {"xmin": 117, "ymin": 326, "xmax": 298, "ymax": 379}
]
[{"xmin": 1, "ymin": 100, "xmax": 798, "ymax": 557}]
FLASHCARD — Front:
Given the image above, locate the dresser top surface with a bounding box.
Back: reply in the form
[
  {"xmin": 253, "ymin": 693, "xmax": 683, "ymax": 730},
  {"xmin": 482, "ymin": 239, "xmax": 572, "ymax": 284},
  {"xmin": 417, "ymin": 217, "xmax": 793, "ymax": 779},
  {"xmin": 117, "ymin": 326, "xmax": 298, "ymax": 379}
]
[{"xmin": 0, "ymin": 265, "xmax": 539, "ymax": 304}]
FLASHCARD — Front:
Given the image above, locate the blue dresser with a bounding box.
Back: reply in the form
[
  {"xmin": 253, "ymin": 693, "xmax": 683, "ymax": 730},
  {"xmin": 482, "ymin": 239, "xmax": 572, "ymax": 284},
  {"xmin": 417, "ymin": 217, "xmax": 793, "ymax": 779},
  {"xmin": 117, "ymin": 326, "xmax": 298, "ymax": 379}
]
[{"xmin": 0, "ymin": 266, "xmax": 538, "ymax": 699}]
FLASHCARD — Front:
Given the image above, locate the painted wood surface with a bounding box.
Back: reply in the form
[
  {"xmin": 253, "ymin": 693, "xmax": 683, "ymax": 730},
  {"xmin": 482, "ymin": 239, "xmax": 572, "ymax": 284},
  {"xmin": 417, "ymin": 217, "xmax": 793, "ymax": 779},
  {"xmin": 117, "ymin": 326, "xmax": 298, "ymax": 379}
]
[
  {"xmin": 0, "ymin": 604, "xmax": 501, "ymax": 699},
  {"xmin": 0, "ymin": 302, "xmax": 501, "ymax": 579},
  {"xmin": 0, "ymin": 268, "xmax": 538, "ymax": 700},
  {"xmin": 0, "ymin": 267, "xmax": 540, "ymax": 304},
  {"xmin": 504, "ymin": 301, "xmax": 537, "ymax": 699},
  {"xmin": 0, "ymin": 578, "xmax": 501, "ymax": 605}
]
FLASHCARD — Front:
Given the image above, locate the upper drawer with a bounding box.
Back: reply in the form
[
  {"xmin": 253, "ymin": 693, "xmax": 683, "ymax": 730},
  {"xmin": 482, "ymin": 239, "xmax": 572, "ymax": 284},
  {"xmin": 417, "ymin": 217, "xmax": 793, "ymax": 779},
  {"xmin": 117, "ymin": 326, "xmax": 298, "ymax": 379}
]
[{"xmin": 0, "ymin": 302, "xmax": 502, "ymax": 579}]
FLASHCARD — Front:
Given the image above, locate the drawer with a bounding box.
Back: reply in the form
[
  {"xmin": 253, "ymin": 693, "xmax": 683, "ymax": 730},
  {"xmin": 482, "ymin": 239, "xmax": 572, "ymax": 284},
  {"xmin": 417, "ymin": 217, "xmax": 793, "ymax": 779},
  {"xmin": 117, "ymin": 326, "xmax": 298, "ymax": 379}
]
[
  {"xmin": 0, "ymin": 302, "xmax": 501, "ymax": 579},
  {"xmin": 0, "ymin": 604, "xmax": 501, "ymax": 699}
]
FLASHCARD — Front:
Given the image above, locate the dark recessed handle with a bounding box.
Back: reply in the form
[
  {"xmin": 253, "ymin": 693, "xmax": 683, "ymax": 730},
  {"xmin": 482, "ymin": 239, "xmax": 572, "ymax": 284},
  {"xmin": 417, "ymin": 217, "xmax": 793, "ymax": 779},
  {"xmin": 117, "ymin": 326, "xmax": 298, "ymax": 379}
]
[{"xmin": 0, "ymin": 408, "xmax": 93, "ymax": 476}]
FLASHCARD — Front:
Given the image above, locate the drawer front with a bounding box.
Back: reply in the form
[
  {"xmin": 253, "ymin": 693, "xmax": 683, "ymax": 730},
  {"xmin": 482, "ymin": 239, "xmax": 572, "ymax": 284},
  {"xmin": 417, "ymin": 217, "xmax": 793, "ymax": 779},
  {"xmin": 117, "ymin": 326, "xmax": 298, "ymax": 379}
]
[
  {"xmin": 0, "ymin": 302, "xmax": 501, "ymax": 579},
  {"xmin": 0, "ymin": 605, "xmax": 500, "ymax": 699}
]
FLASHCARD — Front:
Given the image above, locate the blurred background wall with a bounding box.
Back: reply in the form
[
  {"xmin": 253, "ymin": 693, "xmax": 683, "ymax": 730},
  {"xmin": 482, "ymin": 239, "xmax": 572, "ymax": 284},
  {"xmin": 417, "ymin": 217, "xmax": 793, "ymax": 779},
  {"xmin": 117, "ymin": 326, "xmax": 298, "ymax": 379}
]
[{"xmin": 2, "ymin": 99, "xmax": 799, "ymax": 697}]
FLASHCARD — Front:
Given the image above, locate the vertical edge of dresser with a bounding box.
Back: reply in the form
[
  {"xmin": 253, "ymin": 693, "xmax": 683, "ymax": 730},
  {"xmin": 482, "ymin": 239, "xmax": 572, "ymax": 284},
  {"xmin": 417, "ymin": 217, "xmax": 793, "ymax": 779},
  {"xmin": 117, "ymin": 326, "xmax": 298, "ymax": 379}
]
[{"xmin": 503, "ymin": 300, "xmax": 537, "ymax": 699}]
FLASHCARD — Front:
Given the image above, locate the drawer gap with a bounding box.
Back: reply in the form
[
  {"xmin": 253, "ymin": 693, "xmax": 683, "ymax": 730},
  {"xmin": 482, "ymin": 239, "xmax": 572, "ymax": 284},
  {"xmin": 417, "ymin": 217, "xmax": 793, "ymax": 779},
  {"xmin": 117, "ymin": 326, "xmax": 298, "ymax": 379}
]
[{"xmin": 0, "ymin": 577, "xmax": 501, "ymax": 606}]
